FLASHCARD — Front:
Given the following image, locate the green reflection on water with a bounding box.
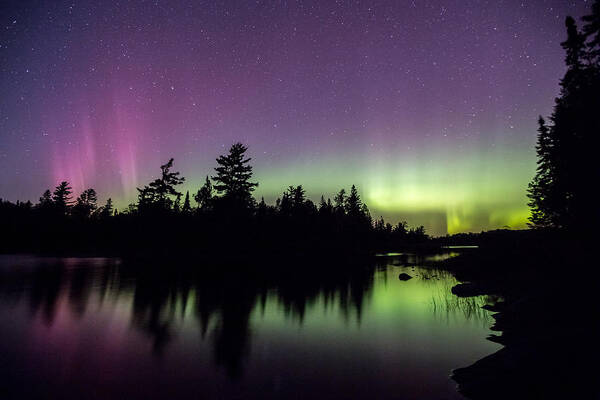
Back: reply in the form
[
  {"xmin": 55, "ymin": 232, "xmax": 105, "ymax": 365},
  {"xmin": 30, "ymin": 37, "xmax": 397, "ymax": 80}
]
[{"xmin": 0, "ymin": 255, "xmax": 501, "ymax": 399}]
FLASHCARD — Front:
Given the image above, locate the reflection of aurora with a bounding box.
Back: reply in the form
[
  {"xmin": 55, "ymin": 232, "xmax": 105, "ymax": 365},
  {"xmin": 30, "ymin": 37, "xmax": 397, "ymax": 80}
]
[
  {"xmin": 0, "ymin": 256, "xmax": 499, "ymax": 393},
  {"xmin": 0, "ymin": 257, "xmax": 376, "ymax": 380}
]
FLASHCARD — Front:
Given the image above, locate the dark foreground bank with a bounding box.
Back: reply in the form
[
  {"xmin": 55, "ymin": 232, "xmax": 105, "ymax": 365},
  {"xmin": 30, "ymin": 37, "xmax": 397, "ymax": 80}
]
[{"xmin": 437, "ymin": 230, "xmax": 599, "ymax": 399}]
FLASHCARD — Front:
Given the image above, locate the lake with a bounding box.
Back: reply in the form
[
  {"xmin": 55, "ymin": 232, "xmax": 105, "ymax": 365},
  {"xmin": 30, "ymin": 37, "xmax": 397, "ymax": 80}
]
[{"xmin": 0, "ymin": 254, "xmax": 501, "ymax": 399}]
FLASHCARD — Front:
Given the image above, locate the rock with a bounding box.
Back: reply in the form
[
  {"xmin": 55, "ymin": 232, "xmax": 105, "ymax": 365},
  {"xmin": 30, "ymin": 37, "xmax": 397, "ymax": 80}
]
[
  {"xmin": 451, "ymin": 282, "xmax": 488, "ymax": 297},
  {"xmin": 398, "ymin": 273, "xmax": 413, "ymax": 281}
]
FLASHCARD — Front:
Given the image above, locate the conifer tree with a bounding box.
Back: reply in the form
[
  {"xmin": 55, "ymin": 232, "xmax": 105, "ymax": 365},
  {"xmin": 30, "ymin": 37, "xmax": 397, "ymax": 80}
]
[
  {"xmin": 194, "ymin": 176, "xmax": 213, "ymax": 210},
  {"xmin": 582, "ymin": 0, "xmax": 600, "ymax": 62},
  {"xmin": 212, "ymin": 143, "xmax": 258, "ymax": 206},
  {"xmin": 52, "ymin": 181, "xmax": 73, "ymax": 215},
  {"xmin": 73, "ymin": 188, "xmax": 98, "ymax": 218},
  {"xmin": 333, "ymin": 189, "xmax": 346, "ymax": 213},
  {"xmin": 345, "ymin": 185, "xmax": 362, "ymax": 216},
  {"xmin": 528, "ymin": 6, "xmax": 600, "ymax": 230},
  {"xmin": 137, "ymin": 158, "xmax": 185, "ymax": 210},
  {"xmin": 182, "ymin": 191, "xmax": 192, "ymax": 214},
  {"xmin": 101, "ymin": 198, "xmax": 114, "ymax": 218},
  {"xmin": 38, "ymin": 189, "xmax": 53, "ymax": 208}
]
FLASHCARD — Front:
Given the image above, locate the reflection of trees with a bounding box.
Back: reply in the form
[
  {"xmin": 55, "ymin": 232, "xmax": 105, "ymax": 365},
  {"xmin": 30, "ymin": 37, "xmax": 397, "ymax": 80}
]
[
  {"xmin": 29, "ymin": 265, "xmax": 64, "ymax": 324},
  {"xmin": 0, "ymin": 258, "xmax": 376, "ymax": 380}
]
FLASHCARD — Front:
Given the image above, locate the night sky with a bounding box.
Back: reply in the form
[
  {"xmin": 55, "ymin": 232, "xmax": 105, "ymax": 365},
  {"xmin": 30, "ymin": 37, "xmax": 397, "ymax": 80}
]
[{"xmin": 0, "ymin": 1, "xmax": 592, "ymax": 235}]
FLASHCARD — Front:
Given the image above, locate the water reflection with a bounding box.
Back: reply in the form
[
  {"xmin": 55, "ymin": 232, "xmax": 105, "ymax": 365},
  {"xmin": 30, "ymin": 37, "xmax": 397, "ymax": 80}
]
[
  {"xmin": 1, "ymin": 257, "xmax": 376, "ymax": 379},
  {"xmin": 0, "ymin": 255, "xmax": 500, "ymax": 399}
]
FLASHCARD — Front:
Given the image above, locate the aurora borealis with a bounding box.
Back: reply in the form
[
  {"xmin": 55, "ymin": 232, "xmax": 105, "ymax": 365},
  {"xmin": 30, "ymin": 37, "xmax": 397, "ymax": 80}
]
[{"xmin": 0, "ymin": 1, "xmax": 591, "ymax": 235}]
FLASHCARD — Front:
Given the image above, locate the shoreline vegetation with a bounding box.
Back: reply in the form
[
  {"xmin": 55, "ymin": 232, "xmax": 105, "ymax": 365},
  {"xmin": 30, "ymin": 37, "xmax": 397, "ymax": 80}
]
[
  {"xmin": 444, "ymin": 6, "xmax": 600, "ymax": 397},
  {"xmin": 1, "ymin": 142, "xmax": 431, "ymax": 258},
  {"xmin": 436, "ymin": 231, "xmax": 598, "ymax": 399}
]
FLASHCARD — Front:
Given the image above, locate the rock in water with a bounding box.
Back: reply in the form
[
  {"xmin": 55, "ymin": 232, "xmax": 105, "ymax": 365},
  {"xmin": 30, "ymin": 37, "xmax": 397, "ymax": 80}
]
[
  {"xmin": 451, "ymin": 282, "xmax": 487, "ymax": 297},
  {"xmin": 398, "ymin": 273, "xmax": 413, "ymax": 281}
]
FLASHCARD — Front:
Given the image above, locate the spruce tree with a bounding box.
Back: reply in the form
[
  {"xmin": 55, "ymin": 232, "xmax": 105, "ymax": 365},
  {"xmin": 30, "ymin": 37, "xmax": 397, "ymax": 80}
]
[
  {"xmin": 333, "ymin": 189, "xmax": 346, "ymax": 213},
  {"xmin": 182, "ymin": 191, "xmax": 192, "ymax": 214},
  {"xmin": 137, "ymin": 158, "xmax": 185, "ymax": 210},
  {"xmin": 52, "ymin": 181, "xmax": 73, "ymax": 215},
  {"xmin": 101, "ymin": 198, "xmax": 114, "ymax": 218},
  {"xmin": 582, "ymin": 0, "xmax": 600, "ymax": 62},
  {"xmin": 528, "ymin": 7, "xmax": 600, "ymax": 230},
  {"xmin": 73, "ymin": 188, "xmax": 98, "ymax": 218},
  {"xmin": 212, "ymin": 143, "xmax": 258, "ymax": 207},
  {"xmin": 38, "ymin": 189, "xmax": 53, "ymax": 208},
  {"xmin": 345, "ymin": 185, "xmax": 362, "ymax": 216},
  {"xmin": 194, "ymin": 176, "xmax": 213, "ymax": 210}
]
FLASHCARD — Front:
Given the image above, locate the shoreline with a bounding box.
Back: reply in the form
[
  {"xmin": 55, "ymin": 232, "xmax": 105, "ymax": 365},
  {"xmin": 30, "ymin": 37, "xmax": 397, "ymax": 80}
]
[{"xmin": 436, "ymin": 233, "xmax": 599, "ymax": 399}]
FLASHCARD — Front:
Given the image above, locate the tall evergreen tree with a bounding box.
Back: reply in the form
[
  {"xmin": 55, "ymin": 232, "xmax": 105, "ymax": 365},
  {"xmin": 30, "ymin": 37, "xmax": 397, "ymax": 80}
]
[
  {"xmin": 319, "ymin": 195, "xmax": 327, "ymax": 210},
  {"xmin": 257, "ymin": 196, "xmax": 269, "ymax": 217},
  {"xmin": 73, "ymin": 188, "xmax": 98, "ymax": 218},
  {"xmin": 582, "ymin": 0, "xmax": 600, "ymax": 62},
  {"xmin": 280, "ymin": 185, "xmax": 307, "ymax": 215},
  {"xmin": 360, "ymin": 203, "xmax": 371, "ymax": 224},
  {"xmin": 173, "ymin": 193, "xmax": 182, "ymax": 213},
  {"xmin": 345, "ymin": 185, "xmax": 362, "ymax": 216},
  {"xmin": 52, "ymin": 181, "xmax": 73, "ymax": 215},
  {"xmin": 137, "ymin": 158, "xmax": 185, "ymax": 210},
  {"xmin": 38, "ymin": 189, "xmax": 53, "ymax": 208},
  {"xmin": 333, "ymin": 189, "xmax": 346, "ymax": 213},
  {"xmin": 212, "ymin": 143, "xmax": 258, "ymax": 206},
  {"xmin": 528, "ymin": 118, "xmax": 559, "ymax": 227},
  {"xmin": 194, "ymin": 176, "xmax": 213, "ymax": 210},
  {"xmin": 528, "ymin": 8, "xmax": 600, "ymax": 230},
  {"xmin": 182, "ymin": 191, "xmax": 192, "ymax": 214},
  {"xmin": 101, "ymin": 198, "xmax": 114, "ymax": 218},
  {"xmin": 562, "ymin": 16, "xmax": 586, "ymax": 72}
]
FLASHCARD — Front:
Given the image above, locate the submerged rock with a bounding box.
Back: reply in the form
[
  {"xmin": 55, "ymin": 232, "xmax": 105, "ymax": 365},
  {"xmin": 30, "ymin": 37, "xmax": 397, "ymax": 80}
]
[{"xmin": 398, "ymin": 273, "xmax": 413, "ymax": 281}]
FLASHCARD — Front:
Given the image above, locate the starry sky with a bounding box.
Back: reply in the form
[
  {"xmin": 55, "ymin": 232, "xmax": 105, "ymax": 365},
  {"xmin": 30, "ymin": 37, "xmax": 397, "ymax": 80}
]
[{"xmin": 0, "ymin": 0, "xmax": 592, "ymax": 235}]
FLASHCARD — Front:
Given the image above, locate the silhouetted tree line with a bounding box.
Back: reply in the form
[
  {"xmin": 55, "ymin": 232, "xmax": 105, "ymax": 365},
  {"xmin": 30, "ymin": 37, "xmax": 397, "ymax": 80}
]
[
  {"xmin": 0, "ymin": 142, "xmax": 427, "ymax": 256},
  {"xmin": 528, "ymin": 2, "xmax": 600, "ymax": 232}
]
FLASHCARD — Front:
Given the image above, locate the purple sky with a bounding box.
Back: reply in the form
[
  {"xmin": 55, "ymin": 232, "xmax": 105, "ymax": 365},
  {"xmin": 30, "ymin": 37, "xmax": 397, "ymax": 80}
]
[{"xmin": 0, "ymin": 0, "xmax": 592, "ymax": 234}]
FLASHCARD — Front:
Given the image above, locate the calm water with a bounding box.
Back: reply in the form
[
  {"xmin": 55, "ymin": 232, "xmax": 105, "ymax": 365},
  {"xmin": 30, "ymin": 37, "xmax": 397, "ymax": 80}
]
[{"xmin": 0, "ymin": 254, "xmax": 500, "ymax": 399}]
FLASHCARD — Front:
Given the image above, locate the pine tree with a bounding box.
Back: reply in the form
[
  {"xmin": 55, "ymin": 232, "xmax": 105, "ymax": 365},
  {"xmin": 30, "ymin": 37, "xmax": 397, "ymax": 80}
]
[
  {"xmin": 291, "ymin": 185, "xmax": 306, "ymax": 207},
  {"xmin": 333, "ymin": 189, "xmax": 346, "ymax": 213},
  {"xmin": 528, "ymin": 8, "xmax": 600, "ymax": 230},
  {"xmin": 345, "ymin": 185, "xmax": 362, "ymax": 216},
  {"xmin": 52, "ymin": 181, "xmax": 73, "ymax": 215},
  {"xmin": 73, "ymin": 188, "xmax": 98, "ymax": 218},
  {"xmin": 137, "ymin": 158, "xmax": 185, "ymax": 210},
  {"xmin": 194, "ymin": 176, "xmax": 213, "ymax": 210},
  {"xmin": 392, "ymin": 221, "xmax": 408, "ymax": 236},
  {"xmin": 257, "ymin": 196, "xmax": 268, "ymax": 217},
  {"xmin": 562, "ymin": 16, "xmax": 586, "ymax": 73},
  {"xmin": 38, "ymin": 189, "xmax": 53, "ymax": 208},
  {"xmin": 280, "ymin": 185, "xmax": 307, "ymax": 215},
  {"xmin": 212, "ymin": 143, "xmax": 258, "ymax": 206},
  {"xmin": 582, "ymin": 0, "xmax": 600, "ymax": 62},
  {"xmin": 173, "ymin": 193, "xmax": 182, "ymax": 213},
  {"xmin": 319, "ymin": 195, "xmax": 327, "ymax": 210},
  {"xmin": 101, "ymin": 198, "xmax": 114, "ymax": 218},
  {"xmin": 182, "ymin": 191, "xmax": 192, "ymax": 214},
  {"xmin": 360, "ymin": 203, "xmax": 371, "ymax": 224},
  {"xmin": 528, "ymin": 118, "xmax": 559, "ymax": 227}
]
